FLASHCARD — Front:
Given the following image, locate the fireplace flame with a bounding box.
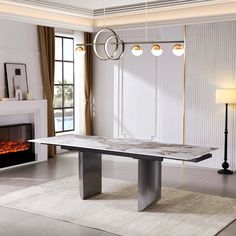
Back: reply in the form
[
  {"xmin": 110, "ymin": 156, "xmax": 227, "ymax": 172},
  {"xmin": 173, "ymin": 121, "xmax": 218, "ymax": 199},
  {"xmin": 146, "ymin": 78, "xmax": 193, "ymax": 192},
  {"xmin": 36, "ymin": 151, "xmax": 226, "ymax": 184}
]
[{"xmin": 0, "ymin": 141, "xmax": 30, "ymax": 155}]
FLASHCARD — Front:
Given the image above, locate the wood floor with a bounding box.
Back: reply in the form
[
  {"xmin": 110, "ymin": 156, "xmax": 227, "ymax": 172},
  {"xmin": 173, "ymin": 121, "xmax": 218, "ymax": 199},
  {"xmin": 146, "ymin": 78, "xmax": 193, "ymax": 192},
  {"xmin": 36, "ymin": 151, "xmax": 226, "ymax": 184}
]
[{"xmin": 0, "ymin": 152, "xmax": 235, "ymax": 236}]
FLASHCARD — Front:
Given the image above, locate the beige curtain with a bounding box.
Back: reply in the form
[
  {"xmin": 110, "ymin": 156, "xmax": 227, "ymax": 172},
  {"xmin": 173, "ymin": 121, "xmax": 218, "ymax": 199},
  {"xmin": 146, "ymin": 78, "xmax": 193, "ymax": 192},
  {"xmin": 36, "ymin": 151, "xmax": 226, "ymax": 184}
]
[
  {"xmin": 84, "ymin": 32, "xmax": 94, "ymax": 135},
  {"xmin": 38, "ymin": 25, "xmax": 56, "ymax": 157}
]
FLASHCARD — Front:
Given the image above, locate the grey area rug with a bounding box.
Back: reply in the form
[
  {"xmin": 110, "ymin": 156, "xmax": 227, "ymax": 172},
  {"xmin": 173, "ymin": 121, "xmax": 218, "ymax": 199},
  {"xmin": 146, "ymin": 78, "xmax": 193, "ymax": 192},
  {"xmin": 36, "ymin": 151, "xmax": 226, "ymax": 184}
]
[{"xmin": 0, "ymin": 175, "xmax": 235, "ymax": 236}]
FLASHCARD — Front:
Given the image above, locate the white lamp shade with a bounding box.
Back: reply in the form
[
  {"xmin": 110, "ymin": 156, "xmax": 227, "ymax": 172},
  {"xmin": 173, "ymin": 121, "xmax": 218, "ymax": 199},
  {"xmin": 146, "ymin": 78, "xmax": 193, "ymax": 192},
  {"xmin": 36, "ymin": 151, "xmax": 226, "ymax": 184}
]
[{"xmin": 216, "ymin": 89, "xmax": 236, "ymax": 104}]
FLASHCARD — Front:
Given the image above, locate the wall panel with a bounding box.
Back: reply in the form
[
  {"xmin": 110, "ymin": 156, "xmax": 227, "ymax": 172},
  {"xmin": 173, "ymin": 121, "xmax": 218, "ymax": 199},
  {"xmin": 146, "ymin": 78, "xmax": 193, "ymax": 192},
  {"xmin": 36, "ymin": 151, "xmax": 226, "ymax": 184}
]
[
  {"xmin": 185, "ymin": 21, "xmax": 236, "ymax": 169},
  {"xmin": 112, "ymin": 26, "xmax": 184, "ymax": 142}
]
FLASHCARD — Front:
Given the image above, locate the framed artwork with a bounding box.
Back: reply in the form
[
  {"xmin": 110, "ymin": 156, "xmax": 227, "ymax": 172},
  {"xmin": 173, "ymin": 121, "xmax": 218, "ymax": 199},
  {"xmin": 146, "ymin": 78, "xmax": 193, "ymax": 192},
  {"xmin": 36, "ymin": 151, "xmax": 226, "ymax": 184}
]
[{"xmin": 4, "ymin": 63, "xmax": 28, "ymax": 99}]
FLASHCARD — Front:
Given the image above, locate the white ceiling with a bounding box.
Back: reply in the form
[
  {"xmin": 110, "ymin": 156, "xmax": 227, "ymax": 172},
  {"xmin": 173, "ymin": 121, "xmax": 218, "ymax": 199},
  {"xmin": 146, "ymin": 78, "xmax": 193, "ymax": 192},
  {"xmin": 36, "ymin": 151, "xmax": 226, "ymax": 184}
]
[
  {"xmin": 43, "ymin": 0, "xmax": 146, "ymax": 10},
  {"xmin": 1, "ymin": 0, "xmax": 233, "ymax": 31}
]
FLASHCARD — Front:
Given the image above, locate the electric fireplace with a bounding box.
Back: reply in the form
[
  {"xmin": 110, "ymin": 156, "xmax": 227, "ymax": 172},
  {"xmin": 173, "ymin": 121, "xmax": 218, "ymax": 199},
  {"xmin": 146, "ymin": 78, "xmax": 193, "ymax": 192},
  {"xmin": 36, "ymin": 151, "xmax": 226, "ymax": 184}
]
[{"xmin": 0, "ymin": 123, "xmax": 35, "ymax": 168}]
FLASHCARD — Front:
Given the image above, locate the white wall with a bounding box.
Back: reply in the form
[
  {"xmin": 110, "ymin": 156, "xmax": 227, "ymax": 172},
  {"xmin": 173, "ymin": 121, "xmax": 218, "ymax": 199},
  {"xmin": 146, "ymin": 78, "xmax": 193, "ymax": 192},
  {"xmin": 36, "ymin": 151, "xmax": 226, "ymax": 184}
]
[
  {"xmin": 0, "ymin": 19, "xmax": 43, "ymax": 100},
  {"xmin": 93, "ymin": 21, "xmax": 236, "ymax": 170},
  {"xmin": 94, "ymin": 57, "xmax": 115, "ymax": 137},
  {"xmin": 113, "ymin": 26, "xmax": 184, "ymax": 143}
]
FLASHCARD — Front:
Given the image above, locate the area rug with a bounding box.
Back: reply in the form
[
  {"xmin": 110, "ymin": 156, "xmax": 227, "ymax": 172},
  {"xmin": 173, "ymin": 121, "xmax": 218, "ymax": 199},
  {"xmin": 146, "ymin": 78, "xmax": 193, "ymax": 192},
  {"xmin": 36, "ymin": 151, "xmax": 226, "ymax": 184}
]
[{"xmin": 0, "ymin": 175, "xmax": 235, "ymax": 236}]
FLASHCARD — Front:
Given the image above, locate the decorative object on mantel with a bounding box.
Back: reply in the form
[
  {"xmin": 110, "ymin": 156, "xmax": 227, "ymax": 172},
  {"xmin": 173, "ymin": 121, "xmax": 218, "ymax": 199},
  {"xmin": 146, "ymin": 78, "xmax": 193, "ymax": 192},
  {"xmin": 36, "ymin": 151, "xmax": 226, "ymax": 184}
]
[
  {"xmin": 4, "ymin": 63, "xmax": 28, "ymax": 100},
  {"xmin": 2, "ymin": 98, "xmax": 9, "ymax": 101},
  {"xmin": 216, "ymin": 88, "xmax": 236, "ymax": 174},
  {"xmin": 26, "ymin": 92, "xmax": 33, "ymax": 100},
  {"xmin": 75, "ymin": 0, "xmax": 184, "ymax": 60},
  {"xmin": 1, "ymin": 98, "xmax": 17, "ymax": 102},
  {"xmin": 15, "ymin": 86, "xmax": 22, "ymax": 101}
]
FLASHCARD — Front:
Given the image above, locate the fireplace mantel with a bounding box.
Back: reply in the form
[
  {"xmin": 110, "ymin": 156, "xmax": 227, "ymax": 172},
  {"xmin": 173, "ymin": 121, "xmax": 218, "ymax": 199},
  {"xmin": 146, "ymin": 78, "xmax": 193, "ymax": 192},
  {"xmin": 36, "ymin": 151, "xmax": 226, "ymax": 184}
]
[{"xmin": 0, "ymin": 100, "xmax": 47, "ymax": 164}]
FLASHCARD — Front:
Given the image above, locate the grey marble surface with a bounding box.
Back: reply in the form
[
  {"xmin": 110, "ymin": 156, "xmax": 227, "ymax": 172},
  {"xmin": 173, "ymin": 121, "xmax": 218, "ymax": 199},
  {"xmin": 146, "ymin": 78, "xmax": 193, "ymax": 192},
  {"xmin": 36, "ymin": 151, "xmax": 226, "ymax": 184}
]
[{"xmin": 31, "ymin": 134, "xmax": 217, "ymax": 162}]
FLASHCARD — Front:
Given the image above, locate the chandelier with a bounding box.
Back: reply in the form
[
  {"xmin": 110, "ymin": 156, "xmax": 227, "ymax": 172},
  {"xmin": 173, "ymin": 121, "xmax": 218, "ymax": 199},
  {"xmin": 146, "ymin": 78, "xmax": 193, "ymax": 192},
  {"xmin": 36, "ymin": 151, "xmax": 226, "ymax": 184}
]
[{"xmin": 76, "ymin": 1, "xmax": 184, "ymax": 60}]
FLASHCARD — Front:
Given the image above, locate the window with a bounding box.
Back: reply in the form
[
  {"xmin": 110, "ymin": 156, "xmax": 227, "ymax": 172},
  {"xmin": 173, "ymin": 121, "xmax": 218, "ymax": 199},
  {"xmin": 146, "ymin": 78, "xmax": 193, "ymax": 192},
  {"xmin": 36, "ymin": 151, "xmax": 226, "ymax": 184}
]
[{"xmin": 54, "ymin": 35, "xmax": 75, "ymax": 133}]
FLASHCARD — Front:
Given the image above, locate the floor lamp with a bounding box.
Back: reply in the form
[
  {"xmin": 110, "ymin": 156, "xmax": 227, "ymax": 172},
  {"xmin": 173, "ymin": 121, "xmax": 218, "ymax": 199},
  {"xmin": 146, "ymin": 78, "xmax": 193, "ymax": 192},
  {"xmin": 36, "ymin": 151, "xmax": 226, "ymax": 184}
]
[{"xmin": 216, "ymin": 89, "xmax": 236, "ymax": 175}]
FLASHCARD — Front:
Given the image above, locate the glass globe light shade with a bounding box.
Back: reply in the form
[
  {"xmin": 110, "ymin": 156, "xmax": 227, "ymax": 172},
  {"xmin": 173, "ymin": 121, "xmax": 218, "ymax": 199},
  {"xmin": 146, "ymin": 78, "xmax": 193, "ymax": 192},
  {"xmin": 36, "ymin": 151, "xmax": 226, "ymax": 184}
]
[
  {"xmin": 151, "ymin": 44, "xmax": 163, "ymax": 56},
  {"xmin": 172, "ymin": 44, "xmax": 184, "ymax": 56},
  {"xmin": 75, "ymin": 46, "xmax": 86, "ymax": 56},
  {"xmin": 131, "ymin": 44, "xmax": 143, "ymax": 56}
]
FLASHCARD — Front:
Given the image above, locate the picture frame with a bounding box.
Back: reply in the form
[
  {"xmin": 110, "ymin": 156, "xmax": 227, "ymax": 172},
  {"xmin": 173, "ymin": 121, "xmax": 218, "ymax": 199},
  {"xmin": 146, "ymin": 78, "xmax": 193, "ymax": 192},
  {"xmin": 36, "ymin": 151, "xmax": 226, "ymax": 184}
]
[{"xmin": 4, "ymin": 63, "xmax": 29, "ymax": 99}]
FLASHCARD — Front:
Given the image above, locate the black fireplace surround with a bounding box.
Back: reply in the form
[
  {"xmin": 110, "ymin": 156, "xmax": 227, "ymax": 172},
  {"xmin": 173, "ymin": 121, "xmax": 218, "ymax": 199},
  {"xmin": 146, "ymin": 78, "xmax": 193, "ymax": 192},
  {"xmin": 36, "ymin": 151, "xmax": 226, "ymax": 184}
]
[{"xmin": 0, "ymin": 123, "xmax": 35, "ymax": 168}]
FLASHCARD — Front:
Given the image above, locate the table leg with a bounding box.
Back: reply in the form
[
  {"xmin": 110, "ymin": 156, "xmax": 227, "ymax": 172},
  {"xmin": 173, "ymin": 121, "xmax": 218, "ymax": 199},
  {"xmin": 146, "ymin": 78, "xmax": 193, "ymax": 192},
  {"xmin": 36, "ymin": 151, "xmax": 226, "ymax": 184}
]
[
  {"xmin": 79, "ymin": 151, "xmax": 102, "ymax": 199},
  {"xmin": 138, "ymin": 159, "xmax": 162, "ymax": 211}
]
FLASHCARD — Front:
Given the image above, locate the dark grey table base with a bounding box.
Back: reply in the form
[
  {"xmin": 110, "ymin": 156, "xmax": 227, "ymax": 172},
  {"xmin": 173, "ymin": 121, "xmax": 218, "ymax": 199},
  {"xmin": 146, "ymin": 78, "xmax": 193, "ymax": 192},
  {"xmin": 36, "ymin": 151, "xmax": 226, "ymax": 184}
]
[
  {"xmin": 79, "ymin": 151, "xmax": 102, "ymax": 199},
  {"xmin": 32, "ymin": 135, "xmax": 214, "ymax": 211},
  {"xmin": 79, "ymin": 150, "xmax": 162, "ymax": 211}
]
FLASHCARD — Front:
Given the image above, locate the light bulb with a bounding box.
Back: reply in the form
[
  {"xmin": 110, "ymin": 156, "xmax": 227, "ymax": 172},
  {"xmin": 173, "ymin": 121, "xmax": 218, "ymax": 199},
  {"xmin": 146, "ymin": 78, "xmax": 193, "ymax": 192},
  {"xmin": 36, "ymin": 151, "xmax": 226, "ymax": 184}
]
[
  {"xmin": 131, "ymin": 44, "xmax": 143, "ymax": 56},
  {"xmin": 75, "ymin": 46, "xmax": 86, "ymax": 56},
  {"xmin": 172, "ymin": 44, "xmax": 184, "ymax": 56},
  {"xmin": 151, "ymin": 44, "xmax": 163, "ymax": 56}
]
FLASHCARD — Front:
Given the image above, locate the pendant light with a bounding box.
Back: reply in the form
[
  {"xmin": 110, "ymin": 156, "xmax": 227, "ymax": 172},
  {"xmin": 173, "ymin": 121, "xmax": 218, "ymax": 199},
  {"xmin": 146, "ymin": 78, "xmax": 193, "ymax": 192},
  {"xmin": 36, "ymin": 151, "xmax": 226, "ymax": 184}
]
[
  {"xmin": 131, "ymin": 44, "xmax": 143, "ymax": 56},
  {"xmin": 151, "ymin": 44, "xmax": 163, "ymax": 56},
  {"xmin": 75, "ymin": 46, "xmax": 86, "ymax": 56},
  {"xmin": 75, "ymin": 0, "xmax": 185, "ymax": 60},
  {"xmin": 131, "ymin": 0, "xmax": 148, "ymax": 57},
  {"xmin": 172, "ymin": 43, "xmax": 184, "ymax": 56}
]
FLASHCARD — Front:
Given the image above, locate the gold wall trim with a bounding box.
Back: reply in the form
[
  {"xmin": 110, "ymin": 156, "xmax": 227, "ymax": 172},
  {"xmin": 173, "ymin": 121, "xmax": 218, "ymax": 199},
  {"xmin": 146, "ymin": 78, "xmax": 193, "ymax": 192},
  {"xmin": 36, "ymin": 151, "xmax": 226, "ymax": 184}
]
[
  {"xmin": 182, "ymin": 25, "xmax": 187, "ymax": 145},
  {"xmin": 182, "ymin": 25, "xmax": 187, "ymax": 166}
]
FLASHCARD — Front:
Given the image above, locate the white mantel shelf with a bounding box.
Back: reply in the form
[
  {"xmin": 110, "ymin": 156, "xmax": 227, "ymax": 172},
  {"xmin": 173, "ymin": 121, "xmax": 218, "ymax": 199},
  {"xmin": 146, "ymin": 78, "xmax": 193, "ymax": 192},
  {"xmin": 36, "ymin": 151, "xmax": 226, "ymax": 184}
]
[
  {"xmin": 0, "ymin": 100, "xmax": 48, "ymax": 163},
  {"xmin": 0, "ymin": 100, "xmax": 46, "ymax": 115}
]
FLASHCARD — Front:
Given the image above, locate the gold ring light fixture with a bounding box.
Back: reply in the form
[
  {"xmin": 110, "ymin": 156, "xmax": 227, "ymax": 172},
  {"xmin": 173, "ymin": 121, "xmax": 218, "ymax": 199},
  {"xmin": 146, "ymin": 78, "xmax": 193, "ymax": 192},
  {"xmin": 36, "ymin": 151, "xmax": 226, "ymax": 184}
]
[{"xmin": 76, "ymin": 0, "xmax": 184, "ymax": 60}]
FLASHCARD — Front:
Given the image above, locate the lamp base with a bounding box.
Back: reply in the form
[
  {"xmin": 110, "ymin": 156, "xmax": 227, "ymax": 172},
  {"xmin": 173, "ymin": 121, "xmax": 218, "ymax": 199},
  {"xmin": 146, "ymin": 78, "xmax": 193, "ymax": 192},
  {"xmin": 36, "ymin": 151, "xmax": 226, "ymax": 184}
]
[{"xmin": 217, "ymin": 169, "xmax": 233, "ymax": 175}]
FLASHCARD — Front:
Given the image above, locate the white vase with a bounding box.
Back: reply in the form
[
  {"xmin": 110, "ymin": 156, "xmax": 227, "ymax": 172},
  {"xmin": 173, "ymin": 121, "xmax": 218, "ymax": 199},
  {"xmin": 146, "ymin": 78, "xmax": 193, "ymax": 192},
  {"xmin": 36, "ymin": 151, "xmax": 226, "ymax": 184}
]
[{"xmin": 15, "ymin": 86, "xmax": 22, "ymax": 101}]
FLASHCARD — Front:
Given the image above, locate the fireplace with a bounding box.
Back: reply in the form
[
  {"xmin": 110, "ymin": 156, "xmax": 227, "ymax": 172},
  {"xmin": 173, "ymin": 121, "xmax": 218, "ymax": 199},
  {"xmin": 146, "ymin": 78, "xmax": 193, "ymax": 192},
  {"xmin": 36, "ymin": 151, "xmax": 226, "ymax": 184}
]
[{"xmin": 0, "ymin": 123, "xmax": 35, "ymax": 168}]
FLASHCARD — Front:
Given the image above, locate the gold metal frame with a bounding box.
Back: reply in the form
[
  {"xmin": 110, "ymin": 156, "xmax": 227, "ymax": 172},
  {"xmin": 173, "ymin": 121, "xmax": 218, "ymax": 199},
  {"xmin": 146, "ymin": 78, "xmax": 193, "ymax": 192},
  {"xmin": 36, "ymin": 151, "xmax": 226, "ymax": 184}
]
[
  {"xmin": 182, "ymin": 25, "xmax": 187, "ymax": 145},
  {"xmin": 182, "ymin": 25, "xmax": 187, "ymax": 166}
]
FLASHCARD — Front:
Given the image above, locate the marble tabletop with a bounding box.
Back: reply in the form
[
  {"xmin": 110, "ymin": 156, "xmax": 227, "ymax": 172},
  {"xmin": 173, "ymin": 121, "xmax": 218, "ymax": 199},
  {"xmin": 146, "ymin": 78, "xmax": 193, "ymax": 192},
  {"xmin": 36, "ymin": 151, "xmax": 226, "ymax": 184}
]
[{"xmin": 31, "ymin": 134, "xmax": 216, "ymax": 162}]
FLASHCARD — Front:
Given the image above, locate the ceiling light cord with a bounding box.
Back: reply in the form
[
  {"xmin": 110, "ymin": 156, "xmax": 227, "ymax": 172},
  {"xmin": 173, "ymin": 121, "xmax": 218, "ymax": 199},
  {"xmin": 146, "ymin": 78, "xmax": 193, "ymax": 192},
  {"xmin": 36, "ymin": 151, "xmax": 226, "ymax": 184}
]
[
  {"xmin": 103, "ymin": 0, "xmax": 106, "ymax": 28},
  {"xmin": 145, "ymin": 0, "xmax": 148, "ymax": 42},
  {"xmin": 131, "ymin": 0, "xmax": 147, "ymax": 57}
]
